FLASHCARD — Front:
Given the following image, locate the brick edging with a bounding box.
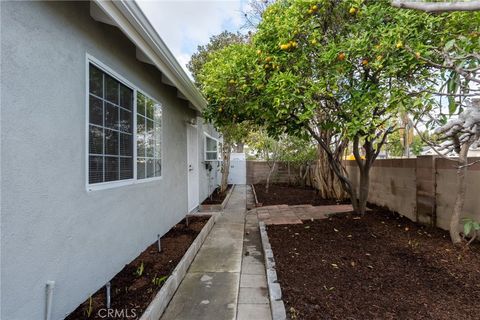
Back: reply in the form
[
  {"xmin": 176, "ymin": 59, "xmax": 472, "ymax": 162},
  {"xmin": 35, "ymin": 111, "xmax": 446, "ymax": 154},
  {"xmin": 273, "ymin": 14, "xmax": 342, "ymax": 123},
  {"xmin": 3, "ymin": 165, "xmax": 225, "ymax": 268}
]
[
  {"xmin": 259, "ymin": 221, "xmax": 287, "ymax": 320},
  {"xmin": 140, "ymin": 213, "xmax": 220, "ymax": 320}
]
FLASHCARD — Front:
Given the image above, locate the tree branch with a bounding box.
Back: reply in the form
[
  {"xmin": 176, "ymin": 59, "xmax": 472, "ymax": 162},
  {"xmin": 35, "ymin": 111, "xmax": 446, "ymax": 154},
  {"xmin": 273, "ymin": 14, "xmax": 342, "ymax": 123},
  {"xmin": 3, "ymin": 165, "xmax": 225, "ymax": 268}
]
[{"xmin": 392, "ymin": 1, "xmax": 480, "ymax": 13}]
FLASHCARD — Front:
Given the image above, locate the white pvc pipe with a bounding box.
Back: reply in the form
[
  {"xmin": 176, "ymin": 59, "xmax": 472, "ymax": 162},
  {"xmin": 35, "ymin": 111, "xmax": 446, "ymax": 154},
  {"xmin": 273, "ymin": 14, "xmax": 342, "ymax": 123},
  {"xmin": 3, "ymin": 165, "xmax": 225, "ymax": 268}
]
[
  {"xmin": 106, "ymin": 282, "xmax": 111, "ymax": 308},
  {"xmin": 157, "ymin": 234, "xmax": 161, "ymax": 252},
  {"xmin": 45, "ymin": 281, "xmax": 55, "ymax": 320}
]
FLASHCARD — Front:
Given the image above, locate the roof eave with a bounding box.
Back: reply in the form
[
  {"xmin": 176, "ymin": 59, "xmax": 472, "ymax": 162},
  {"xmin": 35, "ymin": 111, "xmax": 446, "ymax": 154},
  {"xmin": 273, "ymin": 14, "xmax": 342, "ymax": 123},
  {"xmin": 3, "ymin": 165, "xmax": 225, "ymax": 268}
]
[{"xmin": 92, "ymin": 0, "xmax": 207, "ymax": 112}]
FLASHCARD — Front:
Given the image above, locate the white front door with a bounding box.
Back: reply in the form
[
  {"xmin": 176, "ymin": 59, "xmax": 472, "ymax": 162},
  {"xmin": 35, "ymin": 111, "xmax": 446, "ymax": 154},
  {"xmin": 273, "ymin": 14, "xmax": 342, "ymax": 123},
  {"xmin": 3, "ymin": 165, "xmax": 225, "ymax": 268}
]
[{"xmin": 187, "ymin": 125, "xmax": 199, "ymax": 212}]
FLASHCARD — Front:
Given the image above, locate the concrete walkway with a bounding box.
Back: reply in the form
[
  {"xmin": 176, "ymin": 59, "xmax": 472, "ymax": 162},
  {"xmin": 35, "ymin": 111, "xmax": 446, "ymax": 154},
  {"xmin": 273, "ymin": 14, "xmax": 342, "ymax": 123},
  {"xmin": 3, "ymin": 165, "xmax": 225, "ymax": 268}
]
[
  {"xmin": 160, "ymin": 185, "xmax": 271, "ymax": 320},
  {"xmin": 256, "ymin": 204, "xmax": 353, "ymax": 225}
]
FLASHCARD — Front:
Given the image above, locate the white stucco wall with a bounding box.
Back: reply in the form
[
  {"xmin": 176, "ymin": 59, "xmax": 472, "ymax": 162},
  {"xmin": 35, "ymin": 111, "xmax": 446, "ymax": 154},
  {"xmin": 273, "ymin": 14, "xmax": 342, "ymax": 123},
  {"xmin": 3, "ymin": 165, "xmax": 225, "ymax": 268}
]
[
  {"xmin": 0, "ymin": 2, "xmax": 214, "ymax": 319},
  {"xmin": 198, "ymin": 118, "xmax": 222, "ymax": 203}
]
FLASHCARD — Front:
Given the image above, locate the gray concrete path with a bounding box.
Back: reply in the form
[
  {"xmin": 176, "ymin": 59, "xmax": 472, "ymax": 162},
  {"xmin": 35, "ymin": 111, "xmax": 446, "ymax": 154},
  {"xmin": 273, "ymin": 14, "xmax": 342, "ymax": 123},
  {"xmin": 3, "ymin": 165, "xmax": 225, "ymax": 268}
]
[{"xmin": 161, "ymin": 185, "xmax": 270, "ymax": 320}]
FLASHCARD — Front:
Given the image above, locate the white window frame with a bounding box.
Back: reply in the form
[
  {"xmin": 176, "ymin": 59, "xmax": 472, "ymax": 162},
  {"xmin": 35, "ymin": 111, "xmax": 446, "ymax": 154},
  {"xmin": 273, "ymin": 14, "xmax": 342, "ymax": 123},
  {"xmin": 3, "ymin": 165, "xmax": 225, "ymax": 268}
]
[
  {"xmin": 85, "ymin": 54, "xmax": 163, "ymax": 191},
  {"xmin": 204, "ymin": 132, "xmax": 220, "ymax": 162}
]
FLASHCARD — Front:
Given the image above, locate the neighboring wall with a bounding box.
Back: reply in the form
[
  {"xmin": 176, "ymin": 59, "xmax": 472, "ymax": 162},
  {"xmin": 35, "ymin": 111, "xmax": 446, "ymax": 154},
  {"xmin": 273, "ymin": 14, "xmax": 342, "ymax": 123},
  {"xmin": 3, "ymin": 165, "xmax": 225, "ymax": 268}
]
[
  {"xmin": 248, "ymin": 157, "xmax": 480, "ymax": 231},
  {"xmin": 346, "ymin": 156, "xmax": 480, "ymax": 230},
  {"xmin": 0, "ymin": 2, "xmax": 212, "ymax": 319},
  {"xmin": 435, "ymin": 158, "xmax": 480, "ymax": 230},
  {"xmin": 246, "ymin": 161, "xmax": 303, "ymax": 185}
]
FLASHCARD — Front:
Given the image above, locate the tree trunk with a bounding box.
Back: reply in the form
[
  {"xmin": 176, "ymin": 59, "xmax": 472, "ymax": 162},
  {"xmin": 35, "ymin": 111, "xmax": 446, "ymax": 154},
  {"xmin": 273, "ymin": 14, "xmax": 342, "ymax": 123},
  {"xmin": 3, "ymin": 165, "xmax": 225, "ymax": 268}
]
[
  {"xmin": 220, "ymin": 140, "xmax": 231, "ymax": 193},
  {"xmin": 450, "ymin": 143, "xmax": 470, "ymax": 244},
  {"xmin": 265, "ymin": 161, "xmax": 276, "ymax": 193},
  {"xmin": 357, "ymin": 167, "xmax": 370, "ymax": 214},
  {"xmin": 314, "ymin": 144, "xmax": 348, "ymax": 200}
]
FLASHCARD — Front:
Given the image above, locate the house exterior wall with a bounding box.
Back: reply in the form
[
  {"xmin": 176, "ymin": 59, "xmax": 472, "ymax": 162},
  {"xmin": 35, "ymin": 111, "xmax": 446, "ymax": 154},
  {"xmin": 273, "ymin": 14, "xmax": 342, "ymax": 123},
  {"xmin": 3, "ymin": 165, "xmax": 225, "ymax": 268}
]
[
  {"xmin": 0, "ymin": 1, "xmax": 212, "ymax": 319},
  {"xmin": 198, "ymin": 118, "xmax": 222, "ymax": 203}
]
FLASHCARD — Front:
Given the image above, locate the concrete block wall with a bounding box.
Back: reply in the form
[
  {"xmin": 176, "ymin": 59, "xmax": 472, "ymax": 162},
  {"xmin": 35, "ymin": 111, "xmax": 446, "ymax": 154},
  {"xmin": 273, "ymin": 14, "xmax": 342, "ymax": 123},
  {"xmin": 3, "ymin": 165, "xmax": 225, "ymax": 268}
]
[
  {"xmin": 346, "ymin": 159, "xmax": 417, "ymax": 222},
  {"xmin": 246, "ymin": 161, "xmax": 302, "ymax": 185},
  {"xmin": 435, "ymin": 158, "xmax": 480, "ymax": 230},
  {"xmin": 248, "ymin": 157, "xmax": 480, "ymax": 231}
]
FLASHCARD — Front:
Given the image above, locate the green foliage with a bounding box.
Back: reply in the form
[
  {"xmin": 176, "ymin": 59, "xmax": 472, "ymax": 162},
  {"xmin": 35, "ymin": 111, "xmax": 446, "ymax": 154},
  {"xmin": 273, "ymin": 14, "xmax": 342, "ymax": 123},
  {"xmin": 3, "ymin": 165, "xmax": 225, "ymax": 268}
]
[
  {"xmin": 187, "ymin": 31, "xmax": 247, "ymax": 83},
  {"xmin": 84, "ymin": 295, "xmax": 93, "ymax": 318},
  {"xmin": 410, "ymin": 135, "xmax": 425, "ymax": 156},
  {"xmin": 152, "ymin": 274, "xmax": 168, "ymax": 286},
  {"xmin": 134, "ymin": 262, "xmax": 144, "ymax": 277},
  {"xmin": 463, "ymin": 218, "xmax": 480, "ymax": 237}
]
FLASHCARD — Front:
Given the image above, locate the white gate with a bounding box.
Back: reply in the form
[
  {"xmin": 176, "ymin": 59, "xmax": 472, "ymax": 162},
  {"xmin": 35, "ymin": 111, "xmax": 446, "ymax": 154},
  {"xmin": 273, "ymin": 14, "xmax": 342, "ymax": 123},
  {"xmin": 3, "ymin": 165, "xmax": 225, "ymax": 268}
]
[{"xmin": 228, "ymin": 153, "xmax": 246, "ymax": 185}]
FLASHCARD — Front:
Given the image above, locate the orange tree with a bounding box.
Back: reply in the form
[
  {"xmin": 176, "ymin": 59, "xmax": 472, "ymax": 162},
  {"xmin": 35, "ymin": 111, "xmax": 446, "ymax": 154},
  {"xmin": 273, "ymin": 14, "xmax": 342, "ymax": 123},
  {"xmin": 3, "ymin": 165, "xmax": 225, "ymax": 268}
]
[{"xmin": 199, "ymin": 0, "xmax": 475, "ymax": 214}]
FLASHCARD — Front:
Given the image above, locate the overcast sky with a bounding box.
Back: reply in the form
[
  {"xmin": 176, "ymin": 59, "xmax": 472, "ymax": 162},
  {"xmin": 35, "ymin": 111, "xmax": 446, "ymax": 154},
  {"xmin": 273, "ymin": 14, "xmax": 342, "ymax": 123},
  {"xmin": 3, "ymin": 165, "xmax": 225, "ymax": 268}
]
[{"xmin": 137, "ymin": 0, "xmax": 248, "ymax": 76}]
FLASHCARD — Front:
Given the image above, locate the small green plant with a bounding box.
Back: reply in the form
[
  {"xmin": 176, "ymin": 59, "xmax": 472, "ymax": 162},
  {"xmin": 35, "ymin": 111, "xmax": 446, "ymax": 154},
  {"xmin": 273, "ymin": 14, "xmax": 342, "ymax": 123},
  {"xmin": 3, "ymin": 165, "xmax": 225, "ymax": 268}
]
[
  {"xmin": 152, "ymin": 274, "xmax": 168, "ymax": 286},
  {"xmin": 462, "ymin": 218, "xmax": 480, "ymax": 245},
  {"xmin": 134, "ymin": 262, "xmax": 144, "ymax": 277},
  {"xmin": 84, "ymin": 295, "xmax": 93, "ymax": 318}
]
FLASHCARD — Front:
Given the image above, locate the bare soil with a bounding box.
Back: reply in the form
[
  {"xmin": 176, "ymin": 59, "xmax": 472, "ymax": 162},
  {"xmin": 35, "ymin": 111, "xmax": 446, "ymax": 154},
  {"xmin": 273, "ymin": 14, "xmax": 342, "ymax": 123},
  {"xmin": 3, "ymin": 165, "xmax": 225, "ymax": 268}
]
[
  {"xmin": 254, "ymin": 183, "xmax": 348, "ymax": 206},
  {"xmin": 66, "ymin": 216, "xmax": 210, "ymax": 319},
  {"xmin": 201, "ymin": 184, "xmax": 232, "ymax": 205},
  {"xmin": 267, "ymin": 209, "xmax": 480, "ymax": 320}
]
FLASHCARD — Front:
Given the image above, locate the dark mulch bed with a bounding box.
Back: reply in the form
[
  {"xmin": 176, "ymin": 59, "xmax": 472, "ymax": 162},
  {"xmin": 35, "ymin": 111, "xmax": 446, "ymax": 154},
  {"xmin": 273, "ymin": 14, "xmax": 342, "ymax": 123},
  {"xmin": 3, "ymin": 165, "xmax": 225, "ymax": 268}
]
[
  {"xmin": 267, "ymin": 209, "xmax": 480, "ymax": 320},
  {"xmin": 254, "ymin": 183, "xmax": 348, "ymax": 206},
  {"xmin": 66, "ymin": 216, "xmax": 210, "ymax": 319},
  {"xmin": 201, "ymin": 184, "xmax": 232, "ymax": 205}
]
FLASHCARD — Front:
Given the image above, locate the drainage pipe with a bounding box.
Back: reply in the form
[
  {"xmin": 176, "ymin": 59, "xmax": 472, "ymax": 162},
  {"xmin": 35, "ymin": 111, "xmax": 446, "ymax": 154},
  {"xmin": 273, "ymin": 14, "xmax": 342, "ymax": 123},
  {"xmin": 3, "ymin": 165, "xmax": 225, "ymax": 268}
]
[{"xmin": 45, "ymin": 281, "xmax": 55, "ymax": 320}]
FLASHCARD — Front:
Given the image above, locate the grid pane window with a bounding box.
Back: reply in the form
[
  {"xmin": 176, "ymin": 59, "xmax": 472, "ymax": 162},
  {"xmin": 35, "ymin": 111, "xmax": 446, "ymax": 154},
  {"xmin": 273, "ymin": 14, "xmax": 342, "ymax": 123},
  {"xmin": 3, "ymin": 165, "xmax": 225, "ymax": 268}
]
[
  {"xmin": 136, "ymin": 93, "xmax": 162, "ymax": 179},
  {"xmin": 205, "ymin": 136, "xmax": 219, "ymax": 161},
  {"xmin": 88, "ymin": 64, "xmax": 133, "ymax": 184}
]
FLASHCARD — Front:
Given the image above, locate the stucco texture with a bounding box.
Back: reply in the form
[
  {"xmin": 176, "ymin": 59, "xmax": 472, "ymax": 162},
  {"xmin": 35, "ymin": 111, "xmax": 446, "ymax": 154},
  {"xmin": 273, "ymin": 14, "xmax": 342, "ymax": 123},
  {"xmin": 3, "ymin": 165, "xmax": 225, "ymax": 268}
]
[{"xmin": 1, "ymin": 2, "xmax": 211, "ymax": 319}]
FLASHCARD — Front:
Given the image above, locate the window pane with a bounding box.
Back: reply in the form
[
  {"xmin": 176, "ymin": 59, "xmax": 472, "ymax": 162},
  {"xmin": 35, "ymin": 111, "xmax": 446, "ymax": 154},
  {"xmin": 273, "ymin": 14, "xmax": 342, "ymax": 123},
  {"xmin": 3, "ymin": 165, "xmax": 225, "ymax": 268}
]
[
  {"xmin": 89, "ymin": 65, "xmax": 103, "ymax": 97},
  {"xmin": 105, "ymin": 157, "xmax": 119, "ymax": 182},
  {"xmin": 146, "ymin": 120, "xmax": 154, "ymax": 157},
  {"xmin": 119, "ymin": 84, "xmax": 133, "ymax": 110},
  {"xmin": 137, "ymin": 158, "xmax": 146, "ymax": 179},
  {"xmin": 137, "ymin": 133, "xmax": 145, "ymax": 157},
  {"xmin": 88, "ymin": 64, "xmax": 134, "ymax": 185},
  {"xmin": 206, "ymin": 152, "xmax": 217, "ymax": 160},
  {"xmin": 105, "ymin": 75, "xmax": 119, "ymax": 104},
  {"xmin": 89, "ymin": 125, "xmax": 103, "ymax": 154},
  {"xmin": 120, "ymin": 158, "xmax": 133, "ymax": 180},
  {"xmin": 104, "ymin": 129, "xmax": 118, "ymax": 155},
  {"xmin": 119, "ymin": 133, "xmax": 132, "ymax": 156},
  {"xmin": 146, "ymin": 158, "xmax": 154, "ymax": 178},
  {"xmin": 89, "ymin": 156, "xmax": 104, "ymax": 184},
  {"xmin": 89, "ymin": 95, "xmax": 103, "ymax": 126},
  {"xmin": 137, "ymin": 114, "xmax": 145, "ymax": 134},
  {"xmin": 119, "ymin": 109, "xmax": 132, "ymax": 133},
  {"xmin": 206, "ymin": 137, "xmax": 217, "ymax": 152},
  {"xmin": 146, "ymin": 98, "xmax": 154, "ymax": 119},
  {"xmin": 105, "ymin": 103, "xmax": 119, "ymax": 130},
  {"xmin": 154, "ymin": 159, "xmax": 161, "ymax": 177},
  {"xmin": 137, "ymin": 92, "xmax": 146, "ymax": 116}
]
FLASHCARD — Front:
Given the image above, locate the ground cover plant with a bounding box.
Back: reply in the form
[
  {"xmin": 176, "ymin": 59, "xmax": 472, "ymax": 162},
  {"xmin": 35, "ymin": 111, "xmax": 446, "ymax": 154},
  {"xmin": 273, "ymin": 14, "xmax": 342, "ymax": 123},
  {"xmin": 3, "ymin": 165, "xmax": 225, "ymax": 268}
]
[
  {"xmin": 66, "ymin": 216, "xmax": 210, "ymax": 319},
  {"xmin": 267, "ymin": 209, "xmax": 480, "ymax": 320}
]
